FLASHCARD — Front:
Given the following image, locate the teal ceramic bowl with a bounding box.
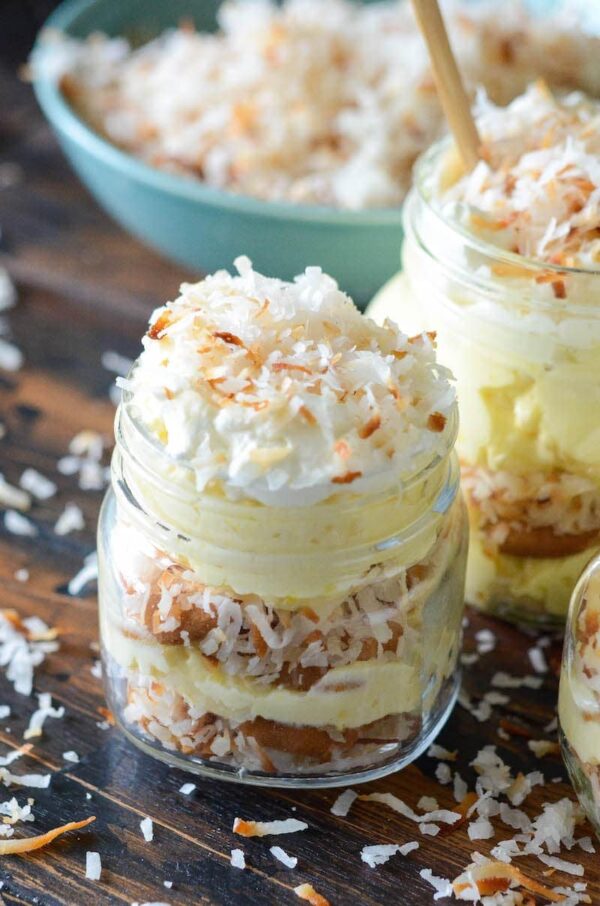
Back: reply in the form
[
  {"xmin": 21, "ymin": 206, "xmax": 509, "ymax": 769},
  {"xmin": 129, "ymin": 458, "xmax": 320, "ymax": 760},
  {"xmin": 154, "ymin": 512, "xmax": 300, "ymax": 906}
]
[{"xmin": 32, "ymin": 0, "xmax": 404, "ymax": 306}]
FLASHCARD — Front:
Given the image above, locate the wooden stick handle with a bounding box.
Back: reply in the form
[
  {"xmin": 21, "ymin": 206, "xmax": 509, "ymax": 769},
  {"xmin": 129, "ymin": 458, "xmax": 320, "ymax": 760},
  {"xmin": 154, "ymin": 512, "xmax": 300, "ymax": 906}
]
[{"xmin": 411, "ymin": 0, "xmax": 480, "ymax": 169}]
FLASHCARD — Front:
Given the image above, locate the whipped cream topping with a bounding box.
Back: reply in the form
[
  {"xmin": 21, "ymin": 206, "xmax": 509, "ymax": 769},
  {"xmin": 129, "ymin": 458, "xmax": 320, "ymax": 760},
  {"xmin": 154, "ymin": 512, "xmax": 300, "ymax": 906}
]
[
  {"xmin": 124, "ymin": 258, "xmax": 455, "ymax": 504},
  {"xmin": 438, "ymin": 83, "xmax": 600, "ymax": 269}
]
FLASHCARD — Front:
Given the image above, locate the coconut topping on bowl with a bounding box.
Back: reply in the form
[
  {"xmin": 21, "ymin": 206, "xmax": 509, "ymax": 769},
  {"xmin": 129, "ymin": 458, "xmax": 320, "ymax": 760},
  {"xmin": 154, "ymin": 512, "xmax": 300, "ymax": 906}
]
[
  {"xmin": 124, "ymin": 258, "xmax": 455, "ymax": 505},
  {"xmin": 438, "ymin": 82, "xmax": 600, "ymax": 268}
]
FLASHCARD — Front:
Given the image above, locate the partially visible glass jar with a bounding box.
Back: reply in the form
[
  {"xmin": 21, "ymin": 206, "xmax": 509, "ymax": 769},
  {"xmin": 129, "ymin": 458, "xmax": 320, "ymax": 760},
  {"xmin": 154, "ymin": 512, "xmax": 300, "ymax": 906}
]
[
  {"xmin": 368, "ymin": 141, "xmax": 600, "ymax": 626},
  {"xmin": 98, "ymin": 397, "xmax": 467, "ymax": 788},
  {"xmin": 559, "ymin": 556, "xmax": 600, "ymax": 837}
]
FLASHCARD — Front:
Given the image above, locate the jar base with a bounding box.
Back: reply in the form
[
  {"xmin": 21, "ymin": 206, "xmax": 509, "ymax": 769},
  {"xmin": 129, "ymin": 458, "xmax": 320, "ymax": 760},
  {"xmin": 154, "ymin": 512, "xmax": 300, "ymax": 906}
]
[{"xmin": 103, "ymin": 660, "xmax": 461, "ymax": 789}]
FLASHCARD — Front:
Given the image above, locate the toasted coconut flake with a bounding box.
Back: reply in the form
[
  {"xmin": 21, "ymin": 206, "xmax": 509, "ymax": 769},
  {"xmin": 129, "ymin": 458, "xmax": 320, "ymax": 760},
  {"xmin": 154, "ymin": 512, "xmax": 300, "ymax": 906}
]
[
  {"xmin": 24, "ymin": 693, "xmax": 65, "ymax": 740},
  {"xmin": 428, "ymin": 744, "xmax": 458, "ymax": 761},
  {"xmin": 452, "ymin": 861, "xmax": 567, "ymax": 902},
  {"xmin": 294, "ymin": 883, "xmax": 330, "ymax": 906},
  {"xmin": 0, "ymin": 816, "xmax": 95, "ymax": 855},
  {"xmin": 233, "ymin": 817, "xmax": 308, "ymax": 837},
  {"xmin": 528, "ymin": 740, "xmax": 560, "ymax": 758}
]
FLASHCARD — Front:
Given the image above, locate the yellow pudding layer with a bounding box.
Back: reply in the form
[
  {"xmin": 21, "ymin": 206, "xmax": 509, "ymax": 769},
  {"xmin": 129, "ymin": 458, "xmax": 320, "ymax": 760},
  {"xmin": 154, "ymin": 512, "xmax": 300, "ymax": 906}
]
[
  {"xmin": 102, "ymin": 612, "xmax": 458, "ymax": 731},
  {"xmin": 116, "ymin": 409, "xmax": 458, "ymax": 604}
]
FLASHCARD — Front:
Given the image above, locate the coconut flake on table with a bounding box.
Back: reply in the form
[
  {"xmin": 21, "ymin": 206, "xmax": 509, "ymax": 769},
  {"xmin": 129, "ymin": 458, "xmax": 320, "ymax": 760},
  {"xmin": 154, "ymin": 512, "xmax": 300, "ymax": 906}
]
[
  {"xmin": 63, "ymin": 751, "xmax": 79, "ymax": 763},
  {"xmin": 419, "ymin": 868, "xmax": 453, "ymax": 900},
  {"xmin": 418, "ymin": 796, "xmax": 439, "ymax": 812},
  {"xmin": 54, "ymin": 502, "xmax": 85, "ymax": 536},
  {"xmin": 14, "ymin": 569, "xmax": 29, "ymax": 583},
  {"xmin": 179, "ymin": 782, "xmax": 196, "ymax": 796},
  {"xmin": 0, "ymin": 476, "xmax": 31, "ymax": 512},
  {"xmin": 0, "ymin": 610, "xmax": 59, "ymax": 697},
  {"xmin": 270, "ymin": 845, "xmax": 298, "ymax": 869},
  {"xmin": 24, "ymin": 692, "xmax": 65, "ymax": 739},
  {"xmin": 140, "ymin": 817, "xmax": 154, "ymax": 841},
  {"xmin": 230, "ymin": 848, "xmax": 245, "ymax": 870},
  {"xmin": 126, "ymin": 258, "xmax": 456, "ymax": 506},
  {"xmin": 330, "ymin": 789, "xmax": 357, "ymax": 817},
  {"xmin": 233, "ymin": 817, "xmax": 308, "ymax": 837},
  {"xmin": 427, "ymin": 744, "xmax": 457, "ymax": 761},
  {"xmin": 539, "ymin": 854, "xmax": 585, "ymax": 876},
  {"xmin": 528, "ymin": 739, "xmax": 560, "ymax": 758},
  {"xmin": 0, "ymin": 768, "xmax": 51, "ymax": 788},
  {"xmin": 0, "ymin": 338, "xmax": 23, "ymax": 372},
  {"xmin": 4, "ymin": 510, "xmax": 37, "ymax": 538},
  {"xmin": 528, "ymin": 646, "xmax": 549, "ymax": 674},
  {"xmin": 86, "ymin": 851, "xmax": 102, "ymax": 880},
  {"xmin": 19, "ymin": 468, "xmax": 57, "ymax": 501},
  {"xmin": 491, "ymin": 672, "xmax": 543, "ymax": 690},
  {"xmin": 0, "ymin": 270, "xmax": 16, "ymax": 311},
  {"xmin": 68, "ymin": 551, "xmax": 98, "ymax": 596}
]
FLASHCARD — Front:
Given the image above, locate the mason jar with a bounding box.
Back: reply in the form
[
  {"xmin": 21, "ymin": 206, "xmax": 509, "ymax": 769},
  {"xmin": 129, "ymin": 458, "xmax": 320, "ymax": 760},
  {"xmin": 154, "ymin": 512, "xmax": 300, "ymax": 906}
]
[
  {"xmin": 559, "ymin": 555, "xmax": 600, "ymax": 837},
  {"xmin": 98, "ymin": 391, "xmax": 467, "ymax": 788},
  {"xmin": 368, "ymin": 140, "xmax": 600, "ymax": 626}
]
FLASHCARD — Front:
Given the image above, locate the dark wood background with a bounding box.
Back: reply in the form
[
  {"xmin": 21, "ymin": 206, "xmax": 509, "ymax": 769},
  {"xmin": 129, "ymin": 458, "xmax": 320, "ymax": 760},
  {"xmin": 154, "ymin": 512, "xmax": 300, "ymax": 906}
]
[{"xmin": 0, "ymin": 10, "xmax": 599, "ymax": 905}]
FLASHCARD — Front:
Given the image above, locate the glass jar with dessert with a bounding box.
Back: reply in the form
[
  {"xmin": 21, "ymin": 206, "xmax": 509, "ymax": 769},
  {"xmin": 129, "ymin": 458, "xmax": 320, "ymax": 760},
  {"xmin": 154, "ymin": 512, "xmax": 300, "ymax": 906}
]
[
  {"xmin": 368, "ymin": 83, "xmax": 600, "ymax": 626},
  {"xmin": 98, "ymin": 258, "xmax": 468, "ymax": 786},
  {"xmin": 559, "ymin": 555, "xmax": 600, "ymax": 837}
]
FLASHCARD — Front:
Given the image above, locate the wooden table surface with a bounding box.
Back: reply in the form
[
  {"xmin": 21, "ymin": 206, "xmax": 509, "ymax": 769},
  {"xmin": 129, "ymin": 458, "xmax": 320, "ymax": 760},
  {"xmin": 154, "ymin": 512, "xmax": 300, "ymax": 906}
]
[{"xmin": 1, "ymin": 40, "xmax": 599, "ymax": 906}]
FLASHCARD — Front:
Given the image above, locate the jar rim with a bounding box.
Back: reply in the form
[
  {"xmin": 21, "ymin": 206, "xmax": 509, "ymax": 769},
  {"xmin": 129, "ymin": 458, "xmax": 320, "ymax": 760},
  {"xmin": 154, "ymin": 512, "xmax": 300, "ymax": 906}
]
[
  {"xmin": 413, "ymin": 136, "xmax": 600, "ymax": 280},
  {"xmin": 116, "ymin": 370, "xmax": 459, "ymax": 511}
]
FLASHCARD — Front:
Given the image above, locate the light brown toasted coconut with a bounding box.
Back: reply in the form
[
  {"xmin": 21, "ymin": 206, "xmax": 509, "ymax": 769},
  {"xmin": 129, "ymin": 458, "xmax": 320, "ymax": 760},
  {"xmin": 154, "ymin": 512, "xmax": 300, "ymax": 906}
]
[
  {"xmin": 97, "ymin": 707, "xmax": 115, "ymax": 726},
  {"xmin": 0, "ymin": 816, "xmax": 95, "ymax": 855},
  {"xmin": 331, "ymin": 470, "xmax": 362, "ymax": 485},
  {"xmin": 437, "ymin": 792, "xmax": 478, "ymax": 836},
  {"xmin": 294, "ymin": 883, "xmax": 331, "ymax": 906},
  {"xmin": 452, "ymin": 861, "xmax": 566, "ymax": 902},
  {"xmin": 0, "ymin": 610, "xmax": 58, "ymax": 642},
  {"xmin": 499, "ymin": 525, "xmax": 599, "ymax": 559}
]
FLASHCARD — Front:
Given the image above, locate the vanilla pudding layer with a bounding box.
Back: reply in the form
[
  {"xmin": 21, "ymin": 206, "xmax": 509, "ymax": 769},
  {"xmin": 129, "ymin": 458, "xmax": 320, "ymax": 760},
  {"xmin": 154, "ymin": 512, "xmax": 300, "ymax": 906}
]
[
  {"xmin": 100, "ymin": 493, "xmax": 466, "ymax": 743},
  {"xmin": 368, "ymin": 85, "xmax": 600, "ymax": 619}
]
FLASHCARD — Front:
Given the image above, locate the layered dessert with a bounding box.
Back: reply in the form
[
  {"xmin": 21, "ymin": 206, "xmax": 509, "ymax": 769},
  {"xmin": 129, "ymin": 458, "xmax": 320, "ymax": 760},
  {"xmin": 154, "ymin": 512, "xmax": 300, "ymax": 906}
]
[
  {"xmin": 368, "ymin": 83, "xmax": 600, "ymax": 623},
  {"xmin": 559, "ymin": 558, "xmax": 600, "ymax": 835},
  {"xmin": 37, "ymin": 0, "xmax": 600, "ymax": 209},
  {"xmin": 98, "ymin": 258, "xmax": 467, "ymax": 781}
]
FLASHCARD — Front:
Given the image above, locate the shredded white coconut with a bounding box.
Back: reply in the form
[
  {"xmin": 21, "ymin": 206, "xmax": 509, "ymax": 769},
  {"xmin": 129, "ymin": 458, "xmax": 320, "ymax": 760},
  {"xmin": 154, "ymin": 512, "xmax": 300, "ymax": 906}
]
[
  {"xmin": 230, "ymin": 849, "xmax": 245, "ymax": 869},
  {"xmin": 4, "ymin": 510, "xmax": 37, "ymax": 538},
  {"xmin": 270, "ymin": 845, "xmax": 298, "ymax": 869},
  {"xmin": 330, "ymin": 789, "xmax": 357, "ymax": 817},
  {"xmin": 140, "ymin": 816, "xmax": 154, "ymax": 841},
  {"xmin": 54, "ymin": 502, "xmax": 85, "ymax": 536},
  {"xmin": 19, "ymin": 469, "xmax": 57, "ymax": 501},
  {"xmin": 86, "ymin": 851, "xmax": 102, "ymax": 880}
]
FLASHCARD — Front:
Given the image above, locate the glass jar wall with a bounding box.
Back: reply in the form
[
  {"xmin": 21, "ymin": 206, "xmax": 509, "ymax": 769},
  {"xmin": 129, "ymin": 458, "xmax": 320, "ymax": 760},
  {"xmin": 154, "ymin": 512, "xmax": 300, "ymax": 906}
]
[
  {"xmin": 98, "ymin": 401, "xmax": 468, "ymax": 787},
  {"xmin": 559, "ymin": 556, "xmax": 600, "ymax": 837},
  {"xmin": 369, "ymin": 142, "xmax": 600, "ymax": 626}
]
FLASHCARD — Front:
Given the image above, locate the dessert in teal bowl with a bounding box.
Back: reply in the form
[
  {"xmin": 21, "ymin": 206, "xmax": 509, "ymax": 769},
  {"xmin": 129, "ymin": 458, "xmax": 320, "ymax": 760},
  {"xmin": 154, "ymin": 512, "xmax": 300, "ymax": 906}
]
[{"xmin": 31, "ymin": 0, "xmax": 405, "ymax": 306}]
